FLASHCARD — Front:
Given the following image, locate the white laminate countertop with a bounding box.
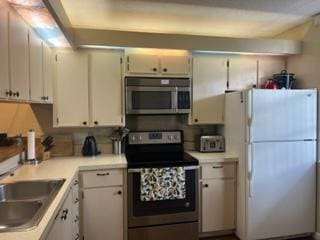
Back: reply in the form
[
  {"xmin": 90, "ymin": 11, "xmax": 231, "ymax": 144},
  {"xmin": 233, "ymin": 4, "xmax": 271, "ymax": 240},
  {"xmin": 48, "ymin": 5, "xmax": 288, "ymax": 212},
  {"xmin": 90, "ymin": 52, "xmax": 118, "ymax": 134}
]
[
  {"xmin": 186, "ymin": 151, "xmax": 238, "ymax": 164},
  {"xmin": 0, "ymin": 154, "xmax": 127, "ymax": 240}
]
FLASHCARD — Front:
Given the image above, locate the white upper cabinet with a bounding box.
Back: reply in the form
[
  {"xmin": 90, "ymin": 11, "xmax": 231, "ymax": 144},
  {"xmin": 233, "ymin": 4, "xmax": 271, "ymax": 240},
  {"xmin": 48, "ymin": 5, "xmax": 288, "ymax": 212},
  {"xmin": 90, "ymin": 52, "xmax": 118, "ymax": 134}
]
[
  {"xmin": 0, "ymin": 8, "xmax": 9, "ymax": 99},
  {"xmin": 159, "ymin": 55, "xmax": 190, "ymax": 75},
  {"xmin": 43, "ymin": 44, "xmax": 54, "ymax": 103},
  {"xmin": 228, "ymin": 56, "xmax": 257, "ymax": 90},
  {"xmin": 126, "ymin": 53, "xmax": 190, "ymax": 76},
  {"xmin": 90, "ymin": 51, "xmax": 124, "ymax": 126},
  {"xmin": 9, "ymin": 12, "xmax": 29, "ymax": 101},
  {"xmin": 55, "ymin": 51, "xmax": 89, "ymax": 127},
  {"xmin": 192, "ymin": 54, "xmax": 227, "ymax": 124},
  {"xmin": 29, "ymin": 32, "xmax": 43, "ymax": 102},
  {"xmin": 127, "ymin": 54, "xmax": 159, "ymax": 74}
]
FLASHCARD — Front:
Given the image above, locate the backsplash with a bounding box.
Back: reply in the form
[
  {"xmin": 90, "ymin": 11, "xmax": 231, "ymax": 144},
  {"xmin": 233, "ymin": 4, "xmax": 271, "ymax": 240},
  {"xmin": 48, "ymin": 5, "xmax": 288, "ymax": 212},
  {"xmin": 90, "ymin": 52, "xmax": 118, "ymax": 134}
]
[{"xmin": 0, "ymin": 103, "xmax": 219, "ymax": 156}]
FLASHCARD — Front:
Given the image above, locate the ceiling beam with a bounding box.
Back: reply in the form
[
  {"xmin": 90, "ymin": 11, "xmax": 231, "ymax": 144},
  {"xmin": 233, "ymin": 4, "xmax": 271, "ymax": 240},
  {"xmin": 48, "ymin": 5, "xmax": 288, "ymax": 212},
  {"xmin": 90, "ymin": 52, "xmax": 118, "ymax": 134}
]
[
  {"xmin": 74, "ymin": 29, "xmax": 301, "ymax": 55},
  {"xmin": 43, "ymin": 0, "xmax": 75, "ymax": 48}
]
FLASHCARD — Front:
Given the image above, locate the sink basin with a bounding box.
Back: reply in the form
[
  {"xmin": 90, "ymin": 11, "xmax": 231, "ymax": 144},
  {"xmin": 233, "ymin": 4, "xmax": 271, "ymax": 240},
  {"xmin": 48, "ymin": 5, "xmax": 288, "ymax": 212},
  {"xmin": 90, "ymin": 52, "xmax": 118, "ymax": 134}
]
[
  {"xmin": 0, "ymin": 179, "xmax": 65, "ymax": 232},
  {"xmin": 0, "ymin": 201, "xmax": 43, "ymax": 230},
  {"xmin": 0, "ymin": 179, "xmax": 65, "ymax": 201}
]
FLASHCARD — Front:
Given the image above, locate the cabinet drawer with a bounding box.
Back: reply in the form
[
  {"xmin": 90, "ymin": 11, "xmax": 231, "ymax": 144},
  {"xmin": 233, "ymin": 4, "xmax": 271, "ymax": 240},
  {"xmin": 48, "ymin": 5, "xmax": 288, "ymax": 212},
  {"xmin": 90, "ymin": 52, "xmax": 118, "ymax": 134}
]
[
  {"xmin": 80, "ymin": 169, "xmax": 123, "ymax": 188},
  {"xmin": 202, "ymin": 163, "xmax": 235, "ymax": 179}
]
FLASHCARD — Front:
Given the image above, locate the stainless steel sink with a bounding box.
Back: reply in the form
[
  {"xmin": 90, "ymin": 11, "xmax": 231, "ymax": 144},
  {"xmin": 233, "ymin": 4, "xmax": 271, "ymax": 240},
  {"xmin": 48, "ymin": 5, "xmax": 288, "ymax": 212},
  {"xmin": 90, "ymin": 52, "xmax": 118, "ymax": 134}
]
[
  {"xmin": 0, "ymin": 179, "xmax": 65, "ymax": 201},
  {"xmin": 0, "ymin": 179, "xmax": 65, "ymax": 232},
  {"xmin": 0, "ymin": 201, "xmax": 43, "ymax": 230}
]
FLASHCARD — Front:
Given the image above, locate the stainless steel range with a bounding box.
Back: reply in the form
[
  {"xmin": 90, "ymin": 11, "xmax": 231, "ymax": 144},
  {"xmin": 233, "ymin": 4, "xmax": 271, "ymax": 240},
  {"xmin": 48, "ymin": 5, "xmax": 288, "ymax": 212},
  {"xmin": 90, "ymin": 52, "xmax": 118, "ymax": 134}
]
[{"xmin": 125, "ymin": 131, "xmax": 199, "ymax": 240}]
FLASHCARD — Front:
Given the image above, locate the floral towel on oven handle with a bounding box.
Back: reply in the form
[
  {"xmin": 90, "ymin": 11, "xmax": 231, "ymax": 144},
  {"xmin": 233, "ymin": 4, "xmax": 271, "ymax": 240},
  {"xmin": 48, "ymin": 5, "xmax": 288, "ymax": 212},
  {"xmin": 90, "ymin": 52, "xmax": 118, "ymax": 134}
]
[{"xmin": 140, "ymin": 167, "xmax": 186, "ymax": 201}]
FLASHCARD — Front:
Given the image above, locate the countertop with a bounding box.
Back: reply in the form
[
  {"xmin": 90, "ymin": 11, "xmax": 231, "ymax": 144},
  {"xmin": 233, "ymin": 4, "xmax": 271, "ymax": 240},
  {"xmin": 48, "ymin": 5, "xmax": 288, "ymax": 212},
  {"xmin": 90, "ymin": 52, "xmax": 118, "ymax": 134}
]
[
  {"xmin": 186, "ymin": 151, "xmax": 238, "ymax": 164},
  {"xmin": 0, "ymin": 154, "xmax": 127, "ymax": 240}
]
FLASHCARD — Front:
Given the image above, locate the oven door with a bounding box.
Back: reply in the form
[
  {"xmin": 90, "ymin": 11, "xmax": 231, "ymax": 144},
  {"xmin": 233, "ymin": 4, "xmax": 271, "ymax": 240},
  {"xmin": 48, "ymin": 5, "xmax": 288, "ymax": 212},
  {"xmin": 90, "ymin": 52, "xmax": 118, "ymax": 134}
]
[
  {"xmin": 127, "ymin": 166, "xmax": 199, "ymax": 227},
  {"xmin": 126, "ymin": 86, "xmax": 177, "ymax": 114}
]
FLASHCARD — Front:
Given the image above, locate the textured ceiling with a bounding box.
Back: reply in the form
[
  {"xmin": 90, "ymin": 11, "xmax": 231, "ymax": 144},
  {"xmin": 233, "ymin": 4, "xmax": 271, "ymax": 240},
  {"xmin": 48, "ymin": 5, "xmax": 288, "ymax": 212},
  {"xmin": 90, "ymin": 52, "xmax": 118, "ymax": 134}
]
[{"xmin": 60, "ymin": 0, "xmax": 320, "ymax": 38}]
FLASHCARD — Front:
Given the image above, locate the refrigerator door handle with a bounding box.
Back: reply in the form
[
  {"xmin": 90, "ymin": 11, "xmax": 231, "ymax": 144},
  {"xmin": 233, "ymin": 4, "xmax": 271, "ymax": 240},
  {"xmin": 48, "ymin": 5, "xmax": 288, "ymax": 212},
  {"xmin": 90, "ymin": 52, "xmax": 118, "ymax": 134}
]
[{"xmin": 248, "ymin": 143, "xmax": 254, "ymax": 197}]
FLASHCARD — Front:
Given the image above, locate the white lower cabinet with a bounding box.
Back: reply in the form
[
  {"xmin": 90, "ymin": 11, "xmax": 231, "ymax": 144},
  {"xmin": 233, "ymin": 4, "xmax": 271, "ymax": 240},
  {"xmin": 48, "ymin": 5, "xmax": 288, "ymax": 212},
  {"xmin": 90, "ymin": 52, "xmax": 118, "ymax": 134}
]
[
  {"xmin": 46, "ymin": 179, "xmax": 80, "ymax": 240},
  {"xmin": 200, "ymin": 163, "xmax": 236, "ymax": 234},
  {"xmin": 80, "ymin": 169, "xmax": 125, "ymax": 240}
]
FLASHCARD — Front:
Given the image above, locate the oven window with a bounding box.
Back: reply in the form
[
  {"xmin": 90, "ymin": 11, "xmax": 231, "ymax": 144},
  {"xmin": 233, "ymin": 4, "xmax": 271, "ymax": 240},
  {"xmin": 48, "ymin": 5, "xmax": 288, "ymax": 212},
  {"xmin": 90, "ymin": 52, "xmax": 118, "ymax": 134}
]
[
  {"xmin": 132, "ymin": 91, "xmax": 172, "ymax": 109},
  {"xmin": 129, "ymin": 169, "xmax": 197, "ymax": 217}
]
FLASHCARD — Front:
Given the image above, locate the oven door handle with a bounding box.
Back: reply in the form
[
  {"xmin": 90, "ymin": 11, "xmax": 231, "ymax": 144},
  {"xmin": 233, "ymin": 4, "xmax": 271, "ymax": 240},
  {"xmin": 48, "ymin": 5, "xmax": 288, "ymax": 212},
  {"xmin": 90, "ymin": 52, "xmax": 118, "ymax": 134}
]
[{"xmin": 128, "ymin": 166, "xmax": 199, "ymax": 173}]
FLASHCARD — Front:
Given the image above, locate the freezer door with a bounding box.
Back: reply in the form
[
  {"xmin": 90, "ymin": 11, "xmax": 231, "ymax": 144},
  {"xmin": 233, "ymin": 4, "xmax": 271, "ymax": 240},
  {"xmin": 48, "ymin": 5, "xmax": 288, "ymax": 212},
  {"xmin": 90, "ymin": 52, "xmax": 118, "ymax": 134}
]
[
  {"xmin": 248, "ymin": 89, "xmax": 317, "ymax": 142},
  {"xmin": 247, "ymin": 141, "xmax": 316, "ymax": 240}
]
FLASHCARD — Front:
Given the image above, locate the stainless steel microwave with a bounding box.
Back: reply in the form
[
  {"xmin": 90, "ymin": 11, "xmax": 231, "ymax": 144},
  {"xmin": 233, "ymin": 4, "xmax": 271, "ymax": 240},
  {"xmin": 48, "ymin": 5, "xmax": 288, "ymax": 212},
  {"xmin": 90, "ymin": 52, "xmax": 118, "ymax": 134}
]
[{"xmin": 126, "ymin": 77, "xmax": 191, "ymax": 115}]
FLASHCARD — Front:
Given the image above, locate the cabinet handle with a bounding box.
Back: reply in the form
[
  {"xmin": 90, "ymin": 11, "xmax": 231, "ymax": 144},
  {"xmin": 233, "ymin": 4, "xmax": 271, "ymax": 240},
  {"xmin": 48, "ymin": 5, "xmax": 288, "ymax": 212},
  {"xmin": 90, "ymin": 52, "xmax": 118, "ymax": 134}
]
[
  {"xmin": 212, "ymin": 165, "xmax": 224, "ymax": 169},
  {"xmin": 163, "ymin": 68, "xmax": 167, "ymax": 72},
  {"xmin": 117, "ymin": 190, "xmax": 122, "ymax": 195},
  {"xmin": 74, "ymin": 180, "xmax": 79, "ymax": 186},
  {"xmin": 74, "ymin": 198, "xmax": 79, "ymax": 204},
  {"xmin": 82, "ymin": 121, "xmax": 87, "ymax": 125},
  {"xmin": 94, "ymin": 121, "xmax": 98, "ymax": 125},
  {"xmin": 194, "ymin": 118, "xmax": 198, "ymax": 123},
  {"xmin": 5, "ymin": 90, "xmax": 12, "ymax": 96},
  {"xmin": 41, "ymin": 96, "xmax": 45, "ymax": 100},
  {"xmin": 96, "ymin": 172, "xmax": 109, "ymax": 176},
  {"xmin": 74, "ymin": 216, "xmax": 80, "ymax": 223},
  {"xmin": 61, "ymin": 209, "xmax": 68, "ymax": 220},
  {"xmin": 203, "ymin": 184, "xmax": 209, "ymax": 188},
  {"xmin": 75, "ymin": 233, "xmax": 80, "ymax": 240},
  {"xmin": 16, "ymin": 91, "xmax": 19, "ymax": 97},
  {"xmin": 45, "ymin": 96, "xmax": 49, "ymax": 100},
  {"xmin": 153, "ymin": 68, "xmax": 157, "ymax": 72}
]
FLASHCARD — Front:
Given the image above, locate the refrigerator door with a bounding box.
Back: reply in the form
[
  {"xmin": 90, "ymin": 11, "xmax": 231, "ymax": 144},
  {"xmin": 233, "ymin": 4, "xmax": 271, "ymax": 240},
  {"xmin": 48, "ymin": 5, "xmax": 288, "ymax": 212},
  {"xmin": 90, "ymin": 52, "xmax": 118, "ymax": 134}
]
[
  {"xmin": 248, "ymin": 89, "xmax": 317, "ymax": 142},
  {"xmin": 247, "ymin": 141, "xmax": 316, "ymax": 240}
]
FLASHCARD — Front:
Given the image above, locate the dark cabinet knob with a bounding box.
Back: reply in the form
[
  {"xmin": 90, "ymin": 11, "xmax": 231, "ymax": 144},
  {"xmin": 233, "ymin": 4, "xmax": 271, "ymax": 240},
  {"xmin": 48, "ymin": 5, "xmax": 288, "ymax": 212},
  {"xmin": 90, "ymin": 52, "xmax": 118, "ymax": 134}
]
[
  {"xmin": 61, "ymin": 209, "xmax": 68, "ymax": 220},
  {"xmin": 163, "ymin": 68, "xmax": 167, "ymax": 72},
  {"xmin": 41, "ymin": 96, "xmax": 45, "ymax": 100},
  {"xmin": 203, "ymin": 184, "xmax": 209, "ymax": 188},
  {"xmin": 194, "ymin": 119, "xmax": 198, "ymax": 123},
  {"xmin": 117, "ymin": 190, "xmax": 122, "ymax": 195},
  {"xmin": 153, "ymin": 68, "xmax": 157, "ymax": 72},
  {"xmin": 83, "ymin": 121, "xmax": 87, "ymax": 125},
  {"xmin": 46, "ymin": 96, "xmax": 49, "ymax": 100},
  {"xmin": 16, "ymin": 91, "xmax": 19, "ymax": 97},
  {"xmin": 5, "ymin": 90, "xmax": 12, "ymax": 96},
  {"xmin": 94, "ymin": 121, "xmax": 98, "ymax": 125}
]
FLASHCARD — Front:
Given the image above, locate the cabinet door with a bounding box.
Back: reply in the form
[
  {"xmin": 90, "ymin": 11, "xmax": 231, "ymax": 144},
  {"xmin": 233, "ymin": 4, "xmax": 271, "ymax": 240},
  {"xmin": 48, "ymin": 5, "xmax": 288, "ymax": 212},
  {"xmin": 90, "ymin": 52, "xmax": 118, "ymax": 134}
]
[
  {"xmin": 160, "ymin": 55, "xmax": 190, "ymax": 75},
  {"xmin": 192, "ymin": 54, "xmax": 227, "ymax": 124},
  {"xmin": 90, "ymin": 51, "xmax": 123, "ymax": 126},
  {"xmin": 83, "ymin": 187, "xmax": 123, "ymax": 240},
  {"xmin": 9, "ymin": 12, "xmax": 29, "ymax": 101},
  {"xmin": 46, "ymin": 190, "xmax": 74, "ymax": 240},
  {"xmin": 29, "ymin": 32, "xmax": 43, "ymax": 102},
  {"xmin": 127, "ymin": 54, "xmax": 159, "ymax": 74},
  {"xmin": 55, "ymin": 51, "xmax": 89, "ymax": 127},
  {"xmin": 201, "ymin": 179, "xmax": 235, "ymax": 232},
  {"xmin": 228, "ymin": 56, "xmax": 257, "ymax": 90},
  {"xmin": 43, "ymin": 44, "xmax": 54, "ymax": 103},
  {"xmin": 0, "ymin": 8, "xmax": 9, "ymax": 99}
]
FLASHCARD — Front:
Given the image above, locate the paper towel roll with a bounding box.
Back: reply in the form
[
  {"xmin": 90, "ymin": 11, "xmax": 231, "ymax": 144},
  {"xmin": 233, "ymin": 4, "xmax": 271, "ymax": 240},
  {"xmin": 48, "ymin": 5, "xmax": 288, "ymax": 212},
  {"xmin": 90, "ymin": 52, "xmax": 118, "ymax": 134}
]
[{"xmin": 28, "ymin": 130, "xmax": 35, "ymax": 160}]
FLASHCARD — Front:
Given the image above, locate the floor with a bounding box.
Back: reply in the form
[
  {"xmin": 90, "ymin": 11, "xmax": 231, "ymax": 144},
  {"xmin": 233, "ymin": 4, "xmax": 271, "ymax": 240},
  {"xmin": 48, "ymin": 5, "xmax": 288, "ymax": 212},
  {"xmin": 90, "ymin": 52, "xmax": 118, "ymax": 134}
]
[{"xmin": 201, "ymin": 235, "xmax": 314, "ymax": 240}]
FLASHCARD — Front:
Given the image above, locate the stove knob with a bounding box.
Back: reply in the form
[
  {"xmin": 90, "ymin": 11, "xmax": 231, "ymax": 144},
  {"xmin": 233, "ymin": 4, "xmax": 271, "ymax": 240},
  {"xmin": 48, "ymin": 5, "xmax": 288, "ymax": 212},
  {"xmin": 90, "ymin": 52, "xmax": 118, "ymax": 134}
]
[
  {"xmin": 131, "ymin": 136, "xmax": 136, "ymax": 142},
  {"xmin": 174, "ymin": 135, "xmax": 179, "ymax": 140},
  {"xmin": 168, "ymin": 135, "xmax": 173, "ymax": 141},
  {"xmin": 138, "ymin": 136, "xmax": 142, "ymax": 141}
]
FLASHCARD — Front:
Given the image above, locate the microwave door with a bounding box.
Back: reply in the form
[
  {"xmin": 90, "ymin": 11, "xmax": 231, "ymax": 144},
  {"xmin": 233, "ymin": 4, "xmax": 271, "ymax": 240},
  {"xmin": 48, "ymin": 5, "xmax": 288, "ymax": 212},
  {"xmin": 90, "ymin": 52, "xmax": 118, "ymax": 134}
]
[{"xmin": 126, "ymin": 86, "xmax": 178, "ymax": 114}]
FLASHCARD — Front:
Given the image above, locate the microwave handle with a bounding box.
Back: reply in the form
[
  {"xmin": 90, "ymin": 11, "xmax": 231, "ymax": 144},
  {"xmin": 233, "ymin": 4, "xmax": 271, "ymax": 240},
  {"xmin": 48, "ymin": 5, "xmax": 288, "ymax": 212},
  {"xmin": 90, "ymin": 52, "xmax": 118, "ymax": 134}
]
[{"xmin": 172, "ymin": 87, "xmax": 178, "ymax": 111}]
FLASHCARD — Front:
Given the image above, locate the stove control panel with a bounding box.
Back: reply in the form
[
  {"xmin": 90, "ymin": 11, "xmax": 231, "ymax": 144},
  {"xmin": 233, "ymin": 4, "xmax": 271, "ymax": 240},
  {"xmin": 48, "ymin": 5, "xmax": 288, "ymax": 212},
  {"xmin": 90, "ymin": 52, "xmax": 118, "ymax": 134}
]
[{"xmin": 128, "ymin": 131, "xmax": 182, "ymax": 145}]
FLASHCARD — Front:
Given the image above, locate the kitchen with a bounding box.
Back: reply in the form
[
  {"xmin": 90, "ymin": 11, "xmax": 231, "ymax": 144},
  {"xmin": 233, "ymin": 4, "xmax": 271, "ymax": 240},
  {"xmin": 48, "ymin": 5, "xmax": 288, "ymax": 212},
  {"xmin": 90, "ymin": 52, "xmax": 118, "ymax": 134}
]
[{"xmin": 0, "ymin": 0, "xmax": 319, "ymax": 240}]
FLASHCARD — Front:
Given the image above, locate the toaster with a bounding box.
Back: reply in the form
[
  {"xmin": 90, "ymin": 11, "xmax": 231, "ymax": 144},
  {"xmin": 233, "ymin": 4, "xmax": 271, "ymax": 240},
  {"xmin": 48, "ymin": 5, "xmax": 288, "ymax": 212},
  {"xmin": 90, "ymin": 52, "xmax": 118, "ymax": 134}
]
[{"xmin": 198, "ymin": 135, "xmax": 225, "ymax": 152}]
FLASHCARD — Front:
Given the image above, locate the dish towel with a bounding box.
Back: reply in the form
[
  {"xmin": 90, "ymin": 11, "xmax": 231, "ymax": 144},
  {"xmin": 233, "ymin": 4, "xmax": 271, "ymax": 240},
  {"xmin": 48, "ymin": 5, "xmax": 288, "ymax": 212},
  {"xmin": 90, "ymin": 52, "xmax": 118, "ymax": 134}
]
[{"xmin": 140, "ymin": 167, "xmax": 186, "ymax": 201}]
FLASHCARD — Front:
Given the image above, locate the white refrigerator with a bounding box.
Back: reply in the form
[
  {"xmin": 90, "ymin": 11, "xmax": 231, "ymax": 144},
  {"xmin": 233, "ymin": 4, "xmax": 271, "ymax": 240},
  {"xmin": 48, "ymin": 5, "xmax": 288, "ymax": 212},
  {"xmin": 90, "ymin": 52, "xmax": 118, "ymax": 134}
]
[{"xmin": 225, "ymin": 89, "xmax": 317, "ymax": 240}]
